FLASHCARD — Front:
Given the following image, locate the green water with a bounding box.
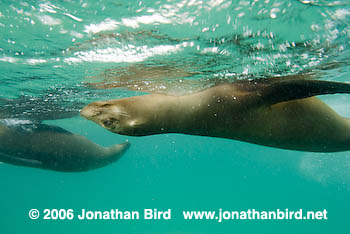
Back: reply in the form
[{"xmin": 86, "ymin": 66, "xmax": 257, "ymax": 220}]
[{"xmin": 1, "ymin": 0, "xmax": 350, "ymax": 233}]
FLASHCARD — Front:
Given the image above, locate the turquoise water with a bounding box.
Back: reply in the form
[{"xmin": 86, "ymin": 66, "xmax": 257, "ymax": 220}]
[{"xmin": 1, "ymin": 0, "xmax": 350, "ymax": 233}]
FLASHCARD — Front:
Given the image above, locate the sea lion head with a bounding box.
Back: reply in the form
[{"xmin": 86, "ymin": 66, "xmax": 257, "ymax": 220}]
[{"xmin": 80, "ymin": 100, "xmax": 146, "ymax": 135}]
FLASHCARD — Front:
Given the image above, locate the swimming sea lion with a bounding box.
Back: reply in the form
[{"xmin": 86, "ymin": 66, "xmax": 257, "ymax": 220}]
[
  {"xmin": 0, "ymin": 121, "xmax": 129, "ymax": 172},
  {"xmin": 81, "ymin": 78, "xmax": 350, "ymax": 152}
]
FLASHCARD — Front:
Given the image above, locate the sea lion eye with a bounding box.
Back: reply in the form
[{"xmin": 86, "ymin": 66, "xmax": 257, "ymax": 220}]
[{"xmin": 102, "ymin": 118, "xmax": 117, "ymax": 127}]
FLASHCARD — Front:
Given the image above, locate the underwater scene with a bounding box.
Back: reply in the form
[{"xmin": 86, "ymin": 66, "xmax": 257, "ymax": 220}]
[{"xmin": 1, "ymin": 0, "xmax": 350, "ymax": 233}]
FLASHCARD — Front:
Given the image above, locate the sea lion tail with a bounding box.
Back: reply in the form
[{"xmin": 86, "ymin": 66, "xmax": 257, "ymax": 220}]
[{"xmin": 262, "ymin": 79, "xmax": 350, "ymax": 105}]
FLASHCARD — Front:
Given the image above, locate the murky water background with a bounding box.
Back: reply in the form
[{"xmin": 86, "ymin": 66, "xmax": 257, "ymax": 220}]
[{"xmin": 1, "ymin": 0, "xmax": 350, "ymax": 233}]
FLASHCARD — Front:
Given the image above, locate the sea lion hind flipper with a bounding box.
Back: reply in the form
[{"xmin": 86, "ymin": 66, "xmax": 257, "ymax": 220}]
[{"xmin": 260, "ymin": 79, "xmax": 350, "ymax": 106}]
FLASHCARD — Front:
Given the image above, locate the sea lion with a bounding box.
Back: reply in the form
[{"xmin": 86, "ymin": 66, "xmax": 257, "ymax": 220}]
[
  {"xmin": 81, "ymin": 78, "xmax": 350, "ymax": 152},
  {"xmin": 0, "ymin": 120, "xmax": 129, "ymax": 172}
]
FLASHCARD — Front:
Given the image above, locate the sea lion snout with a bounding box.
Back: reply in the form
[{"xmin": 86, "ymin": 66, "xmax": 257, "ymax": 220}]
[
  {"xmin": 80, "ymin": 101, "xmax": 106, "ymax": 120},
  {"xmin": 81, "ymin": 101, "xmax": 135, "ymax": 134}
]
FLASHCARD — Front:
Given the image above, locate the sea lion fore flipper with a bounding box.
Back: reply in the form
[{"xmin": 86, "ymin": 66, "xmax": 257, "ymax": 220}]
[
  {"xmin": 0, "ymin": 152, "xmax": 43, "ymax": 168},
  {"xmin": 259, "ymin": 79, "xmax": 350, "ymax": 106}
]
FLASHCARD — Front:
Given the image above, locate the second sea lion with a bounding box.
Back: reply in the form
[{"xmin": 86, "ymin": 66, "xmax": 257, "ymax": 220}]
[{"xmin": 0, "ymin": 120, "xmax": 129, "ymax": 172}]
